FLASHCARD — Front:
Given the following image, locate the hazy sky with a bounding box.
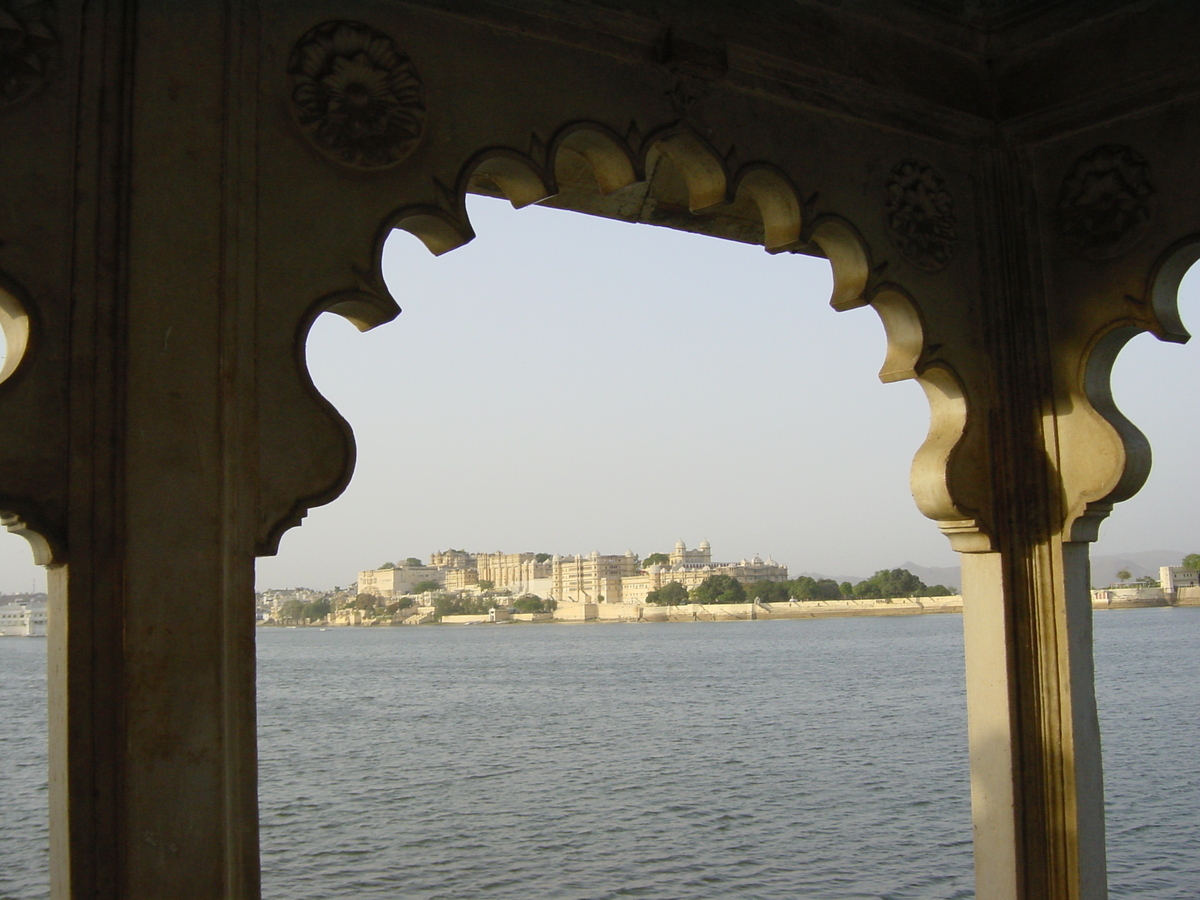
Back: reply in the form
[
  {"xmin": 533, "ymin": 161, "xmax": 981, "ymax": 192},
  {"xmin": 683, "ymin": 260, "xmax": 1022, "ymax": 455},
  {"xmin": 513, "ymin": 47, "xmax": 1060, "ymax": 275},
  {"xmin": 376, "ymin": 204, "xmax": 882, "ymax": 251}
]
[{"xmin": 1, "ymin": 196, "xmax": 1197, "ymax": 593}]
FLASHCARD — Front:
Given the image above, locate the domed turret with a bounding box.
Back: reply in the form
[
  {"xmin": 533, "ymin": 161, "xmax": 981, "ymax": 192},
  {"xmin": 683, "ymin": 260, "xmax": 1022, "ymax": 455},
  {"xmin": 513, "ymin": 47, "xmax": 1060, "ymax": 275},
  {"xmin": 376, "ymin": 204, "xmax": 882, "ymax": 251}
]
[{"xmin": 675, "ymin": 539, "xmax": 686, "ymax": 552}]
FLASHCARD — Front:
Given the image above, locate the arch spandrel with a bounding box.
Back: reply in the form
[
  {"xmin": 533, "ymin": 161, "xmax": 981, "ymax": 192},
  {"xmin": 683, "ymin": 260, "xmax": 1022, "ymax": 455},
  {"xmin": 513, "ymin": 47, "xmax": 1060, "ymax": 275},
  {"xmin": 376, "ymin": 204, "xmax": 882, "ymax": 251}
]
[
  {"xmin": 1023, "ymin": 131, "xmax": 1200, "ymax": 544},
  {"xmin": 0, "ymin": 272, "xmax": 67, "ymax": 565},
  {"xmin": 251, "ymin": 4, "xmax": 995, "ymax": 555}
]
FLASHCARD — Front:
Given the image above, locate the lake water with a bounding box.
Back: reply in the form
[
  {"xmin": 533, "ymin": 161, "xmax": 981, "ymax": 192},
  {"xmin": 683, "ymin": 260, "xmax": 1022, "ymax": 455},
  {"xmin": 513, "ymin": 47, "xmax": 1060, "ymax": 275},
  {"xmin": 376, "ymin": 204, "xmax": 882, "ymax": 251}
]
[{"xmin": 2, "ymin": 609, "xmax": 1198, "ymax": 898}]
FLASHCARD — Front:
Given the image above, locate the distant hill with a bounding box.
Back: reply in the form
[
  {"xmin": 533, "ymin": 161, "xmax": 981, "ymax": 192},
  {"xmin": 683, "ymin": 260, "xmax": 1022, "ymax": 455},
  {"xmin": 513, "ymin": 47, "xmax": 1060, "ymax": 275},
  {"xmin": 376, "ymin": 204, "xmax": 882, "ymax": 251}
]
[
  {"xmin": 1091, "ymin": 550, "xmax": 1187, "ymax": 588},
  {"xmin": 895, "ymin": 562, "xmax": 961, "ymax": 591}
]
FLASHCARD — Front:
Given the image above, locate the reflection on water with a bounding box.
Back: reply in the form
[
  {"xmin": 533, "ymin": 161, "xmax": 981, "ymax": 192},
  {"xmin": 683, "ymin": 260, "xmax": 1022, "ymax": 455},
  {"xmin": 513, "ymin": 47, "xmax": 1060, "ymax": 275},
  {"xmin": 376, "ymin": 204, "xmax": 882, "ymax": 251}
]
[{"xmin": 2, "ymin": 609, "xmax": 1198, "ymax": 898}]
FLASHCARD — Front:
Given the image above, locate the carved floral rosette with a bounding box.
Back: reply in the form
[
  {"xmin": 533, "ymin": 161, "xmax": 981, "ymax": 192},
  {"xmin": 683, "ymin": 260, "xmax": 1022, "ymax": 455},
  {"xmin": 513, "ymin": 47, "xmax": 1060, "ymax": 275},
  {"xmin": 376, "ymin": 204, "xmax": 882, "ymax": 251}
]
[
  {"xmin": 288, "ymin": 20, "xmax": 425, "ymax": 170},
  {"xmin": 0, "ymin": 0, "xmax": 58, "ymax": 108},
  {"xmin": 884, "ymin": 159, "xmax": 957, "ymax": 271},
  {"xmin": 1058, "ymin": 144, "xmax": 1154, "ymax": 260}
]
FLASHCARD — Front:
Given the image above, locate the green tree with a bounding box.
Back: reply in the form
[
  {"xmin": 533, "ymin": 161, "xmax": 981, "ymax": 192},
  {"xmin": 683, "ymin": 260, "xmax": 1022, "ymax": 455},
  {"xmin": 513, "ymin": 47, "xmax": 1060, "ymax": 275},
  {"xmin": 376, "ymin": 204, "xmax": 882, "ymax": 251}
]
[
  {"xmin": 301, "ymin": 598, "xmax": 331, "ymax": 621},
  {"xmin": 746, "ymin": 580, "xmax": 789, "ymax": 603},
  {"xmin": 380, "ymin": 562, "xmax": 395, "ymax": 569},
  {"xmin": 839, "ymin": 581, "xmax": 854, "ymax": 598},
  {"xmin": 646, "ymin": 580, "xmax": 688, "ymax": 605},
  {"xmin": 813, "ymin": 579, "xmax": 843, "ymax": 599},
  {"xmin": 691, "ymin": 574, "xmax": 746, "ymax": 605},
  {"xmin": 1183, "ymin": 554, "xmax": 1200, "ymax": 570},
  {"xmin": 413, "ymin": 580, "xmax": 441, "ymax": 594},
  {"xmin": 534, "ymin": 552, "xmax": 552, "ymax": 563},
  {"xmin": 854, "ymin": 568, "xmax": 926, "ymax": 599},
  {"xmin": 1116, "ymin": 569, "xmax": 1132, "ymax": 583},
  {"xmin": 278, "ymin": 599, "xmax": 305, "ymax": 621},
  {"xmin": 434, "ymin": 593, "xmax": 492, "ymax": 619},
  {"xmin": 513, "ymin": 595, "xmax": 554, "ymax": 613},
  {"xmin": 477, "ymin": 579, "xmax": 495, "ymax": 591},
  {"xmin": 404, "ymin": 557, "xmax": 422, "ymax": 567},
  {"xmin": 788, "ymin": 576, "xmax": 819, "ymax": 599},
  {"xmin": 351, "ymin": 592, "xmax": 380, "ymax": 610},
  {"xmin": 642, "ymin": 552, "xmax": 671, "ymax": 567}
]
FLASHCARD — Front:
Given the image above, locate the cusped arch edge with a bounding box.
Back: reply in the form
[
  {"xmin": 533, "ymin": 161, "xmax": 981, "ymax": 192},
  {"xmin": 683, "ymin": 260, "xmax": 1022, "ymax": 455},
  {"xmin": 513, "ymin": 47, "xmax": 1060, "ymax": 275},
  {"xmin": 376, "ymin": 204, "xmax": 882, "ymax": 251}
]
[
  {"xmin": 256, "ymin": 280, "xmax": 400, "ymax": 557},
  {"xmin": 1064, "ymin": 235, "xmax": 1200, "ymax": 542}
]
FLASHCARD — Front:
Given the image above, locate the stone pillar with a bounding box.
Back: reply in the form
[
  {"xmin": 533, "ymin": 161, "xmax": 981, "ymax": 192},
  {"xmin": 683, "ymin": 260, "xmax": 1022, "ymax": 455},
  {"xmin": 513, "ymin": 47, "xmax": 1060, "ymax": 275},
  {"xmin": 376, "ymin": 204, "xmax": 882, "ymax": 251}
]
[
  {"xmin": 44, "ymin": 4, "xmax": 262, "ymax": 897},
  {"xmin": 924, "ymin": 141, "xmax": 1192, "ymax": 899}
]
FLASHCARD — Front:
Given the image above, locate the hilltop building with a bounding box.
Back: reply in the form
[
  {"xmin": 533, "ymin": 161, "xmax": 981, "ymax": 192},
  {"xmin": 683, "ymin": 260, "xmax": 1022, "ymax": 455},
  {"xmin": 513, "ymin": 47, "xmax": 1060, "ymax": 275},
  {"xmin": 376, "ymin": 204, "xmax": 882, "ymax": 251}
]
[
  {"xmin": 551, "ymin": 550, "xmax": 642, "ymax": 603},
  {"xmin": 622, "ymin": 543, "xmax": 789, "ymax": 604},
  {"xmin": 357, "ymin": 565, "xmax": 444, "ymax": 598},
  {"xmin": 477, "ymin": 552, "xmax": 553, "ymax": 593},
  {"xmin": 430, "ymin": 549, "xmax": 476, "ymax": 569}
]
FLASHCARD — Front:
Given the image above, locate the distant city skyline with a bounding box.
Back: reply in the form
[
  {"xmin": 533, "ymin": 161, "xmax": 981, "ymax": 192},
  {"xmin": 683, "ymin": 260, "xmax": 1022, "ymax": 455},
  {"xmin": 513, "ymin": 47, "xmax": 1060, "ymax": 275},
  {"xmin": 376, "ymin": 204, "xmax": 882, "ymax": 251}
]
[{"xmin": 2, "ymin": 196, "xmax": 1198, "ymax": 593}]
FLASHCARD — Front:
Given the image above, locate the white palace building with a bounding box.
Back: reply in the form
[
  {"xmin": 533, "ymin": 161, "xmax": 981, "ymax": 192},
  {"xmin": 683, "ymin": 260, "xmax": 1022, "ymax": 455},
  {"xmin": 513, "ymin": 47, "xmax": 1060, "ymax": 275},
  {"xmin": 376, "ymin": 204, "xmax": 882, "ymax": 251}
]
[{"xmin": 357, "ymin": 541, "xmax": 788, "ymax": 605}]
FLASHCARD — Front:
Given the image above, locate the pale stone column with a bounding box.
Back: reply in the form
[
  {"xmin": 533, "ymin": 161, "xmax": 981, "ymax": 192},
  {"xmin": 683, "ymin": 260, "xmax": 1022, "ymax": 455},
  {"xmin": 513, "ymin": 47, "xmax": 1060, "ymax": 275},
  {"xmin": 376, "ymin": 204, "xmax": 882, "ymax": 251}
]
[
  {"xmin": 45, "ymin": 3, "xmax": 263, "ymax": 897},
  {"xmin": 960, "ymin": 544, "xmax": 1106, "ymax": 900}
]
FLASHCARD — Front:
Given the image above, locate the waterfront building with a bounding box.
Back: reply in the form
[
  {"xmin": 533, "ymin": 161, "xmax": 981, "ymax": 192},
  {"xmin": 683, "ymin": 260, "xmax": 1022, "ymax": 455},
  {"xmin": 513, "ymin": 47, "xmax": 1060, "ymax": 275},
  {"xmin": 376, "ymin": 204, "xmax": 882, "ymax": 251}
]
[
  {"xmin": 357, "ymin": 565, "xmax": 445, "ymax": 598},
  {"xmin": 621, "ymin": 544, "xmax": 789, "ymax": 604},
  {"xmin": 0, "ymin": 602, "xmax": 47, "ymax": 637},
  {"xmin": 476, "ymin": 552, "xmax": 553, "ymax": 592},
  {"xmin": 552, "ymin": 550, "xmax": 641, "ymax": 603},
  {"xmin": 1160, "ymin": 566, "xmax": 1200, "ymax": 597}
]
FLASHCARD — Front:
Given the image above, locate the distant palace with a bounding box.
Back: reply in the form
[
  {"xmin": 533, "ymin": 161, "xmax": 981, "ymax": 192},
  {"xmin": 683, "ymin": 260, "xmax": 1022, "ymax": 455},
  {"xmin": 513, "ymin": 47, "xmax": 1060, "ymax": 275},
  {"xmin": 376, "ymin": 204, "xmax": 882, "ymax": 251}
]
[{"xmin": 357, "ymin": 541, "xmax": 788, "ymax": 605}]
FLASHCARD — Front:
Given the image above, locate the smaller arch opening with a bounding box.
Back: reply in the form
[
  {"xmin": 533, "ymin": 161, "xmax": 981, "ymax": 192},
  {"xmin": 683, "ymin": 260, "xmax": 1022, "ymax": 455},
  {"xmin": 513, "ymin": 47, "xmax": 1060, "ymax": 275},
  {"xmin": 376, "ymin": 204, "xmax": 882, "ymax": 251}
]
[{"xmin": 0, "ymin": 282, "xmax": 31, "ymax": 385}]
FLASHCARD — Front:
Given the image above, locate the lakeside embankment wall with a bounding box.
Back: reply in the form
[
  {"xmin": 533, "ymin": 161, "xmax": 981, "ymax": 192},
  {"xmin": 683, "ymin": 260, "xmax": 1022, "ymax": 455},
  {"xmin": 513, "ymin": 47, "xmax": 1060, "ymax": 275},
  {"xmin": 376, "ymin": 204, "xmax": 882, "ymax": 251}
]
[
  {"xmin": 280, "ymin": 589, "xmax": 1191, "ymax": 629},
  {"xmin": 551, "ymin": 596, "xmax": 965, "ymax": 623},
  {"xmin": 1176, "ymin": 586, "xmax": 1200, "ymax": 606}
]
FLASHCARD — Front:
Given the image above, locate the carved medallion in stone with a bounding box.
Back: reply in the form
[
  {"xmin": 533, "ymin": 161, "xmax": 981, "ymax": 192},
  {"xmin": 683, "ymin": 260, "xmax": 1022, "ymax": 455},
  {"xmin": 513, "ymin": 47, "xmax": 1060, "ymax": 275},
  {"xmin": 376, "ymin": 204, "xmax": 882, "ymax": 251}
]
[
  {"xmin": 0, "ymin": 1, "xmax": 58, "ymax": 108},
  {"xmin": 884, "ymin": 160, "xmax": 957, "ymax": 271},
  {"xmin": 1058, "ymin": 145, "xmax": 1154, "ymax": 260},
  {"xmin": 288, "ymin": 21, "xmax": 425, "ymax": 170}
]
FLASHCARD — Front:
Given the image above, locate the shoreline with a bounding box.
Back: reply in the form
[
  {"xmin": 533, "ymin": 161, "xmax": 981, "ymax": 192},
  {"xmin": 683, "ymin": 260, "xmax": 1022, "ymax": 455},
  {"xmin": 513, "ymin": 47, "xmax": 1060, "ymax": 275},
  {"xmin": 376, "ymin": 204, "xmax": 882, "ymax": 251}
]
[{"xmin": 260, "ymin": 595, "xmax": 1189, "ymax": 628}]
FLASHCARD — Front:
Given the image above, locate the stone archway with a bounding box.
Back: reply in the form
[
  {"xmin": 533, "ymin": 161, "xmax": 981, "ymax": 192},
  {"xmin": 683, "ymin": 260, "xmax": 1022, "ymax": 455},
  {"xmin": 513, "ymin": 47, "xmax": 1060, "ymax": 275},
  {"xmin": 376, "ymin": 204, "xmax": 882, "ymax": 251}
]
[{"xmin": 3, "ymin": 4, "xmax": 1200, "ymax": 899}]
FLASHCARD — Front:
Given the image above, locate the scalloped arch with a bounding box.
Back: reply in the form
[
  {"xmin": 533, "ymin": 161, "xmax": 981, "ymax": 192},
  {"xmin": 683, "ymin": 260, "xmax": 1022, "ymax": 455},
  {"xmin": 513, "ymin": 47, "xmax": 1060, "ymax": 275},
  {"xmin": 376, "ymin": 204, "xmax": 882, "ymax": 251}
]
[
  {"xmin": 1062, "ymin": 237, "xmax": 1200, "ymax": 543},
  {"xmin": 643, "ymin": 126, "xmax": 729, "ymax": 213},
  {"xmin": 0, "ymin": 277, "xmax": 31, "ymax": 386},
  {"xmin": 327, "ymin": 125, "xmax": 977, "ymax": 553},
  {"xmin": 731, "ymin": 164, "xmax": 803, "ymax": 254},
  {"xmin": 460, "ymin": 147, "xmax": 554, "ymax": 210},
  {"xmin": 257, "ymin": 288, "xmax": 391, "ymax": 557},
  {"xmin": 549, "ymin": 122, "xmax": 640, "ymax": 196},
  {"xmin": 1145, "ymin": 233, "xmax": 1198, "ymax": 344},
  {"xmin": 0, "ymin": 272, "xmax": 60, "ymax": 565},
  {"xmin": 807, "ymin": 216, "xmax": 871, "ymax": 312},
  {"xmin": 388, "ymin": 204, "xmax": 475, "ymax": 257}
]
